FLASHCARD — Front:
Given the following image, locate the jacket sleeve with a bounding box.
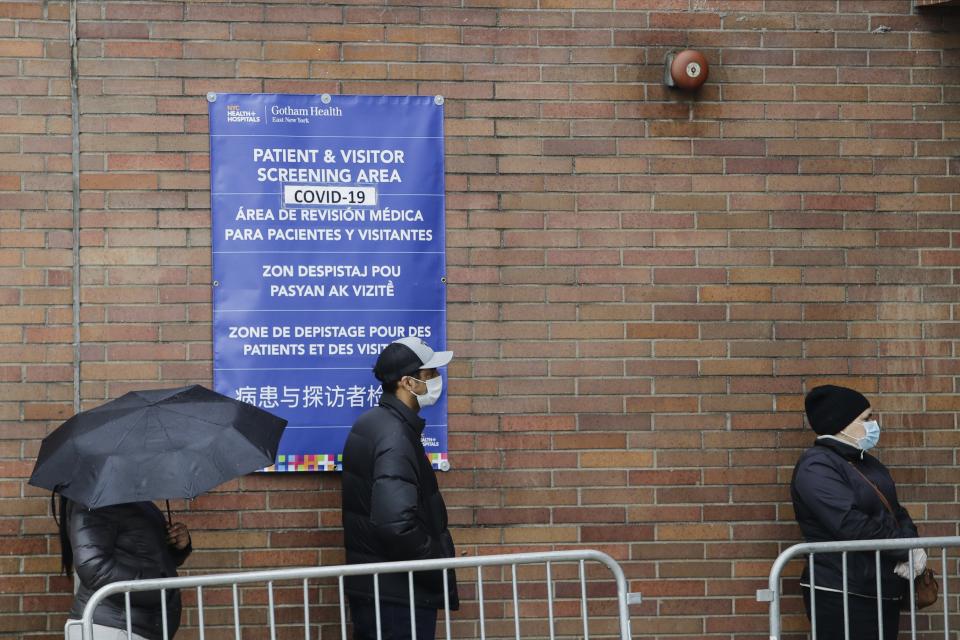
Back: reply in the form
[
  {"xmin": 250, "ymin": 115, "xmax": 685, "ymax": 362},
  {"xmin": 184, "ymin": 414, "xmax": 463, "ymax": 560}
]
[
  {"xmin": 170, "ymin": 540, "xmax": 192, "ymax": 567},
  {"xmin": 897, "ymin": 504, "xmax": 920, "ymax": 538},
  {"xmin": 368, "ymin": 436, "xmax": 440, "ymax": 561},
  {"xmin": 793, "ymin": 457, "xmax": 912, "ymax": 560},
  {"xmin": 893, "ymin": 494, "xmax": 919, "ymax": 538},
  {"xmin": 69, "ymin": 507, "xmax": 165, "ymax": 606}
]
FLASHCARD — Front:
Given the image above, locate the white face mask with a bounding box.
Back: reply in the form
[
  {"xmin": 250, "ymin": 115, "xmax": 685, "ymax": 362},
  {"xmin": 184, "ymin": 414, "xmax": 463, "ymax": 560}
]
[
  {"xmin": 409, "ymin": 375, "xmax": 443, "ymax": 408},
  {"xmin": 858, "ymin": 420, "xmax": 880, "ymax": 451}
]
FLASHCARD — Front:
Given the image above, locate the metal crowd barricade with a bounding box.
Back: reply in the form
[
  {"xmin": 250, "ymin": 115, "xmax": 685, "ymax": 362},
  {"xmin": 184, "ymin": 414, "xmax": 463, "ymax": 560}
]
[
  {"xmin": 758, "ymin": 536, "xmax": 960, "ymax": 640},
  {"xmin": 72, "ymin": 549, "xmax": 639, "ymax": 640}
]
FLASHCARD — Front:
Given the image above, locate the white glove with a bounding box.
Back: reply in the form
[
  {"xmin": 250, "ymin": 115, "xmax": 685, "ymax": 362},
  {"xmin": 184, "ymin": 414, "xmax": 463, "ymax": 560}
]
[{"xmin": 894, "ymin": 548, "xmax": 927, "ymax": 579}]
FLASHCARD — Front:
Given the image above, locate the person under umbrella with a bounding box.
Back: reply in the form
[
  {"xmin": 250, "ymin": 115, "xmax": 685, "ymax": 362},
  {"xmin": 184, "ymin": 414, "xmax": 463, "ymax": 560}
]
[
  {"xmin": 59, "ymin": 496, "xmax": 192, "ymax": 640},
  {"xmin": 30, "ymin": 384, "xmax": 287, "ymax": 640}
]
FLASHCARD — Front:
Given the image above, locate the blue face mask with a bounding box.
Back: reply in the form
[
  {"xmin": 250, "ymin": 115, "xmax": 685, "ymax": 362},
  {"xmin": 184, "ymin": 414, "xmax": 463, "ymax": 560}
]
[{"xmin": 858, "ymin": 420, "xmax": 880, "ymax": 451}]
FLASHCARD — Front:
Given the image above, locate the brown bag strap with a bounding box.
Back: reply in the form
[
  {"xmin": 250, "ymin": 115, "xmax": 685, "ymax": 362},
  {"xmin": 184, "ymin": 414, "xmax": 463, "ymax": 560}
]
[
  {"xmin": 847, "ymin": 462, "xmax": 936, "ymax": 608},
  {"xmin": 847, "ymin": 461, "xmax": 895, "ymax": 515}
]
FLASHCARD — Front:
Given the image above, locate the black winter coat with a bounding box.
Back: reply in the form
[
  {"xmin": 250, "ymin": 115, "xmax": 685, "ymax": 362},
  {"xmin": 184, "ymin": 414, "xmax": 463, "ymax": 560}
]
[
  {"xmin": 66, "ymin": 500, "xmax": 192, "ymax": 640},
  {"xmin": 790, "ymin": 438, "xmax": 917, "ymax": 598},
  {"xmin": 341, "ymin": 394, "xmax": 459, "ymax": 609}
]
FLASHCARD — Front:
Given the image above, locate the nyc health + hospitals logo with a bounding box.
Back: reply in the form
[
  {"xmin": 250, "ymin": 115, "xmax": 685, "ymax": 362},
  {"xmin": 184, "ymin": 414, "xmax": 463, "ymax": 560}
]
[{"xmin": 225, "ymin": 104, "xmax": 261, "ymax": 124}]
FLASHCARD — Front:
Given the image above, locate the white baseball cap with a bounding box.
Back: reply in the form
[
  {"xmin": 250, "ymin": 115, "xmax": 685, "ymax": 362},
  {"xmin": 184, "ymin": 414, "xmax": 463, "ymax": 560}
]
[
  {"xmin": 372, "ymin": 336, "xmax": 453, "ymax": 383},
  {"xmin": 395, "ymin": 336, "xmax": 453, "ymax": 369}
]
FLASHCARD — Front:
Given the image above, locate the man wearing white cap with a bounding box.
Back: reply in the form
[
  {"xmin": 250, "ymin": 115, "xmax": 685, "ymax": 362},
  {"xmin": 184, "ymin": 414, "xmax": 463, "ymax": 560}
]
[{"xmin": 340, "ymin": 337, "xmax": 458, "ymax": 639}]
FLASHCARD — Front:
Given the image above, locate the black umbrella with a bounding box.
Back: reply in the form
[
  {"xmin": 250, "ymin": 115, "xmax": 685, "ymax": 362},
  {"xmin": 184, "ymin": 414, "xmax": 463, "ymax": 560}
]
[{"xmin": 29, "ymin": 385, "xmax": 287, "ymax": 514}]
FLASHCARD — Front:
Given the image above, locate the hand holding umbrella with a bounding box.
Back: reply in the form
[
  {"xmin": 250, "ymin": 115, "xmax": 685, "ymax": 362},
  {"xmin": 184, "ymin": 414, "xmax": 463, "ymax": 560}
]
[{"xmin": 166, "ymin": 522, "xmax": 191, "ymax": 550}]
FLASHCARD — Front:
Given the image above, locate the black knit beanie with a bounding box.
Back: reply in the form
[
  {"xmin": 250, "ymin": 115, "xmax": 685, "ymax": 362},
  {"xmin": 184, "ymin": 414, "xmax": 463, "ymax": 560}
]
[{"xmin": 804, "ymin": 385, "xmax": 870, "ymax": 435}]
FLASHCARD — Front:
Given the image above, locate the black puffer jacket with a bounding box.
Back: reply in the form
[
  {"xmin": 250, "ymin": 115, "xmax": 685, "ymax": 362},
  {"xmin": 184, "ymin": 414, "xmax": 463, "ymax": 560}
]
[
  {"xmin": 341, "ymin": 393, "xmax": 458, "ymax": 609},
  {"xmin": 790, "ymin": 438, "xmax": 917, "ymax": 598},
  {"xmin": 66, "ymin": 500, "xmax": 192, "ymax": 640}
]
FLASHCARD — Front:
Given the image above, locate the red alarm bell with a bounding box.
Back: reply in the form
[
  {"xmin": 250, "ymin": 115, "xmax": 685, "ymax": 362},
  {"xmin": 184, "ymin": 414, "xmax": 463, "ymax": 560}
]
[{"xmin": 664, "ymin": 50, "xmax": 709, "ymax": 91}]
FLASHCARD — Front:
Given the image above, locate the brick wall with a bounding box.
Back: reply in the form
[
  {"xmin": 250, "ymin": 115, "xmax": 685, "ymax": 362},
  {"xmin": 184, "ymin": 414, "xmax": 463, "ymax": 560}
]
[{"xmin": 3, "ymin": 0, "xmax": 959, "ymax": 637}]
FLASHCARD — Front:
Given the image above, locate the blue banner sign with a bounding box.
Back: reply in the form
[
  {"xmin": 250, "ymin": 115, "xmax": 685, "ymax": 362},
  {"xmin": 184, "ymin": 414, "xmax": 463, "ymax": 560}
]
[{"xmin": 209, "ymin": 94, "xmax": 447, "ymax": 472}]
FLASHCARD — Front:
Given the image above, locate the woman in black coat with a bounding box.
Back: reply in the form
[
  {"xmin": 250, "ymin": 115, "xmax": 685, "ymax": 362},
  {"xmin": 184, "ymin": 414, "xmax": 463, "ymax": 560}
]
[
  {"xmin": 790, "ymin": 385, "xmax": 925, "ymax": 640},
  {"xmin": 60, "ymin": 496, "xmax": 192, "ymax": 640}
]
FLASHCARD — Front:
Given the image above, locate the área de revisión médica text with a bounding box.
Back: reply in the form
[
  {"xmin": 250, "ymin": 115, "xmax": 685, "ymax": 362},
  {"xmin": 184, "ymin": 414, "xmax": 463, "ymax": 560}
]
[
  {"xmin": 225, "ymin": 207, "xmax": 433, "ymax": 243},
  {"xmin": 234, "ymin": 208, "xmax": 424, "ymax": 222}
]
